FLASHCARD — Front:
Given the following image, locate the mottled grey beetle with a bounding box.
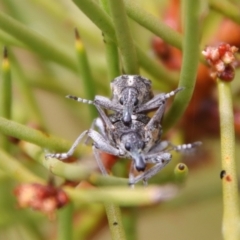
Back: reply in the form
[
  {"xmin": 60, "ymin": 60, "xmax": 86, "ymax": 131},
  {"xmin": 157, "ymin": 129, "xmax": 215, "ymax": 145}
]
[
  {"xmin": 67, "ymin": 75, "xmax": 182, "ymax": 126},
  {"xmin": 110, "ymin": 75, "xmax": 153, "ymax": 124},
  {"xmin": 46, "ymin": 75, "xmax": 201, "ymax": 185}
]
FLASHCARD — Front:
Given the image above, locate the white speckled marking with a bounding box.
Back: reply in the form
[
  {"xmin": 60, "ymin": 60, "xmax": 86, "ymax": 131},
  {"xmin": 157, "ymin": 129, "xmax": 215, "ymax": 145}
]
[
  {"xmin": 131, "ymin": 115, "xmax": 137, "ymax": 120},
  {"xmin": 127, "ymin": 75, "xmax": 134, "ymax": 86}
]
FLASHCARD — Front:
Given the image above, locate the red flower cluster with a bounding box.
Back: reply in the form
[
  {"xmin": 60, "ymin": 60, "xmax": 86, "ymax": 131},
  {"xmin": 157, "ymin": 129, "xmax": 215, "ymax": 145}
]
[
  {"xmin": 14, "ymin": 183, "xmax": 69, "ymax": 217},
  {"xmin": 202, "ymin": 43, "xmax": 238, "ymax": 81}
]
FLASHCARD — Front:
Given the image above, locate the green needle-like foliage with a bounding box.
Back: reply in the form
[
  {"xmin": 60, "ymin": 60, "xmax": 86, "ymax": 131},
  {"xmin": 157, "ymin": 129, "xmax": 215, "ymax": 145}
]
[{"xmin": 0, "ymin": 0, "xmax": 239, "ymax": 239}]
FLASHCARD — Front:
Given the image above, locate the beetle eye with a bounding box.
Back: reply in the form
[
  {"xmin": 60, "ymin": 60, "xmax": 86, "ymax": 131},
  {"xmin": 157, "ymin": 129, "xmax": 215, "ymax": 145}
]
[
  {"xmin": 134, "ymin": 98, "xmax": 138, "ymax": 106},
  {"xmin": 125, "ymin": 142, "xmax": 131, "ymax": 151},
  {"xmin": 119, "ymin": 98, "xmax": 124, "ymax": 105}
]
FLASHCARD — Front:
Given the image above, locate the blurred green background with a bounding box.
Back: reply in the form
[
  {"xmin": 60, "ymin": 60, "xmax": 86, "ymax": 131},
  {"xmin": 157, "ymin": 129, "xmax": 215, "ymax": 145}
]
[{"xmin": 0, "ymin": 0, "xmax": 240, "ymax": 239}]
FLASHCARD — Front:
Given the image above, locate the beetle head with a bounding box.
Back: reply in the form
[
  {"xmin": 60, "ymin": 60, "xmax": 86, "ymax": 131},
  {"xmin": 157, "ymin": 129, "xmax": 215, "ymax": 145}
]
[{"xmin": 121, "ymin": 132, "xmax": 146, "ymax": 171}]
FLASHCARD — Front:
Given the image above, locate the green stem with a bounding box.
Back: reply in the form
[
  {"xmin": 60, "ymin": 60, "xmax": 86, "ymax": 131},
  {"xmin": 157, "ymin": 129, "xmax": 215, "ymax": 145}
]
[
  {"xmin": 57, "ymin": 203, "xmax": 73, "ymax": 240},
  {"xmin": 65, "ymin": 186, "xmax": 168, "ymax": 206},
  {"xmin": 0, "ymin": 11, "xmax": 77, "ymax": 71},
  {"xmin": 0, "ymin": 48, "xmax": 11, "ymax": 120},
  {"xmin": 21, "ymin": 141, "xmax": 129, "ymax": 186},
  {"xmin": 0, "ymin": 29, "xmax": 24, "ymax": 47},
  {"xmin": 135, "ymin": 44, "xmax": 179, "ymax": 87},
  {"xmin": 0, "ymin": 148, "xmax": 44, "ymax": 183},
  {"xmin": 3, "ymin": 0, "xmax": 27, "ymax": 22},
  {"xmin": 0, "ymin": 117, "xmax": 83, "ymax": 155},
  {"xmin": 217, "ymin": 80, "xmax": 240, "ymax": 240},
  {"xmin": 73, "ymin": 0, "xmax": 116, "ymax": 39},
  {"xmin": 123, "ymin": 0, "xmax": 182, "ymax": 50},
  {"xmin": 174, "ymin": 163, "xmax": 189, "ymax": 184},
  {"xmin": 86, "ymin": 5, "xmax": 127, "ymax": 226},
  {"xmin": 22, "ymin": 142, "xmax": 185, "ymax": 186},
  {"xmin": 29, "ymin": 0, "xmax": 104, "ymax": 47},
  {"xmin": 125, "ymin": 1, "xmax": 205, "ymax": 66},
  {"xmin": 99, "ymin": 0, "xmax": 111, "ymax": 15},
  {"xmin": 21, "ymin": 142, "xmax": 95, "ymax": 182},
  {"xmin": 73, "ymin": 0, "xmax": 177, "ymax": 85},
  {"xmin": 0, "ymin": 47, "xmax": 12, "ymax": 150},
  {"xmin": 104, "ymin": 34, "xmax": 121, "ymax": 82},
  {"xmin": 104, "ymin": 204, "xmax": 126, "ymax": 240},
  {"xmin": 209, "ymin": 0, "xmax": 240, "ymax": 24},
  {"xmin": 10, "ymin": 50, "xmax": 45, "ymax": 125},
  {"xmin": 122, "ymin": 208, "xmax": 137, "ymax": 240},
  {"xmin": 28, "ymin": 76, "xmax": 82, "ymax": 96},
  {"xmin": 74, "ymin": 204, "xmax": 105, "ymax": 239},
  {"xmin": 75, "ymin": 29, "xmax": 97, "ymax": 119},
  {"xmin": 107, "ymin": 0, "xmax": 138, "ymax": 74},
  {"xmin": 163, "ymin": 0, "xmax": 200, "ymax": 130},
  {"xmin": 100, "ymin": 0, "xmax": 121, "ymax": 82}
]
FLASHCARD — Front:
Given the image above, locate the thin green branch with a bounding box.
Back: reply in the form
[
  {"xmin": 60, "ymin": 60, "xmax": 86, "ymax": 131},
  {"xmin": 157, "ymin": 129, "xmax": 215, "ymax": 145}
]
[
  {"xmin": 0, "ymin": 117, "xmax": 83, "ymax": 155},
  {"xmin": 0, "ymin": 29, "xmax": 24, "ymax": 47},
  {"xmin": 100, "ymin": 0, "xmax": 121, "ymax": 82},
  {"xmin": 74, "ymin": 205, "xmax": 105, "ymax": 239},
  {"xmin": 3, "ymin": 0, "xmax": 27, "ymax": 22},
  {"xmin": 209, "ymin": 0, "xmax": 240, "ymax": 25},
  {"xmin": 135, "ymin": 44, "xmax": 179, "ymax": 86},
  {"xmin": 107, "ymin": 0, "xmax": 138, "ymax": 74},
  {"xmin": 28, "ymin": 0, "xmax": 104, "ymax": 48},
  {"xmin": 21, "ymin": 141, "xmax": 129, "ymax": 186},
  {"xmin": 100, "ymin": 5, "xmax": 138, "ymax": 235},
  {"xmin": 122, "ymin": 208, "xmax": 137, "ymax": 240},
  {"xmin": 0, "ymin": 47, "xmax": 12, "ymax": 150},
  {"xmin": 137, "ymin": 45, "xmax": 178, "ymax": 86},
  {"xmin": 174, "ymin": 163, "xmax": 189, "ymax": 183},
  {"xmin": 123, "ymin": 0, "xmax": 182, "ymax": 50},
  {"xmin": 57, "ymin": 203, "xmax": 74, "ymax": 240},
  {"xmin": 163, "ymin": 0, "xmax": 200, "ymax": 130},
  {"xmin": 22, "ymin": 142, "xmax": 184, "ymax": 187},
  {"xmin": 105, "ymin": 203, "xmax": 126, "ymax": 240},
  {"xmin": 99, "ymin": 0, "xmax": 111, "ymax": 14},
  {"xmin": 79, "ymin": 10, "xmax": 127, "ymax": 229},
  {"xmin": 21, "ymin": 142, "xmax": 95, "ymax": 182},
  {"xmin": 75, "ymin": 29, "xmax": 97, "ymax": 119},
  {"xmin": 0, "ymin": 148, "xmax": 44, "ymax": 183},
  {"xmin": 64, "ymin": 186, "xmax": 175, "ymax": 206},
  {"xmin": 10, "ymin": 50, "xmax": 45, "ymax": 125},
  {"xmin": 217, "ymin": 80, "xmax": 240, "ymax": 240},
  {"xmin": 0, "ymin": 48, "xmax": 11, "ymax": 120},
  {"xmin": 28, "ymin": 76, "xmax": 81, "ymax": 96},
  {"xmin": 73, "ymin": 0, "xmax": 178, "ymax": 85},
  {"xmin": 72, "ymin": 0, "xmax": 116, "ymax": 39},
  {"xmin": 103, "ymin": 34, "xmax": 121, "ymax": 82},
  {"xmin": 0, "ymin": 11, "xmax": 77, "ymax": 71},
  {"xmin": 20, "ymin": 143, "xmax": 169, "ymax": 206}
]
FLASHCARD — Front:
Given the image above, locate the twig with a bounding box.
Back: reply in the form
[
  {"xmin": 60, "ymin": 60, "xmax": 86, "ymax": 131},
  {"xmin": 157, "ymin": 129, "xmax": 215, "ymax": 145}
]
[
  {"xmin": 74, "ymin": 29, "xmax": 97, "ymax": 119},
  {"xmin": 0, "ymin": 148, "xmax": 44, "ymax": 183},
  {"xmin": 0, "ymin": 117, "xmax": 84, "ymax": 155},
  {"xmin": 123, "ymin": 0, "xmax": 182, "ymax": 50},
  {"xmin": 100, "ymin": 0, "xmax": 121, "ymax": 81},
  {"xmin": 163, "ymin": 0, "xmax": 200, "ymax": 130},
  {"xmin": 209, "ymin": 0, "xmax": 240, "ymax": 25},
  {"xmin": 57, "ymin": 203, "xmax": 74, "ymax": 240},
  {"xmin": 218, "ymin": 80, "xmax": 240, "ymax": 240},
  {"xmin": 73, "ymin": 0, "xmax": 178, "ymax": 85},
  {"xmin": 0, "ymin": 11, "xmax": 77, "ymax": 71},
  {"xmin": 0, "ymin": 47, "xmax": 12, "ymax": 150},
  {"xmin": 107, "ymin": 0, "xmax": 138, "ymax": 74}
]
